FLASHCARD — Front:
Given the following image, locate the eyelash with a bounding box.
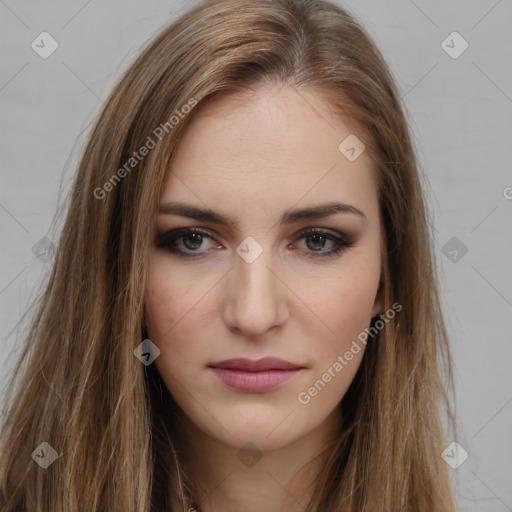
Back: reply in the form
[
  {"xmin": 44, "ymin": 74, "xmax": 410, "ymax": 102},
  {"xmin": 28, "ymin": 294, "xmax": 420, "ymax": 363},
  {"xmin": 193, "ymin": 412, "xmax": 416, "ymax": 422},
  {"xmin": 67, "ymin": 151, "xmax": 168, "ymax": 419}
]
[{"xmin": 156, "ymin": 227, "xmax": 356, "ymax": 260}]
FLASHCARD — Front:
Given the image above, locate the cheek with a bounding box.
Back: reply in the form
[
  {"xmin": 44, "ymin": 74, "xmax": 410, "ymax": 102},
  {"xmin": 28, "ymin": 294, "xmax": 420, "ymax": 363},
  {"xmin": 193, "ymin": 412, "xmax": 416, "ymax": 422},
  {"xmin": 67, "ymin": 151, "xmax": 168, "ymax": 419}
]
[
  {"xmin": 296, "ymin": 263, "xmax": 380, "ymax": 390},
  {"xmin": 306, "ymin": 263, "xmax": 380, "ymax": 334},
  {"xmin": 145, "ymin": 256, "xmax": 198, "ymax": 333},
  {"xmin": 145, "ymin": 259, "xmax": 184, "ymax": 357},
  {"xmin": 144, "ymin": 257, "xmax": 213, "ymax": 373},
  {"xmin": 294, "ymin": 279, "xmax": 375, "ymax": 412}
]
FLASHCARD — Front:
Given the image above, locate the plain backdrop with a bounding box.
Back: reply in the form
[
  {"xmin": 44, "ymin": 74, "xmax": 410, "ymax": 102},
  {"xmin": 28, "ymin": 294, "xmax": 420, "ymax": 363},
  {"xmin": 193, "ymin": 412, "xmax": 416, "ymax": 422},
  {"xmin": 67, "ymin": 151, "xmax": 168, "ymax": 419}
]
[{"xmin": 1, "ymin": 1, "xmax": 511, "ymax": 510}]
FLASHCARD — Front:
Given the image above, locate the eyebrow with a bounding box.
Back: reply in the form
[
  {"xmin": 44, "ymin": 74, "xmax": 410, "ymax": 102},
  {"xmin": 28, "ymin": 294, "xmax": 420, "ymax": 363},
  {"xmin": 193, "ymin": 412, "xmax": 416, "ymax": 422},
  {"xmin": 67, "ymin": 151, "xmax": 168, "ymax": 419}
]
[{"xmin": 158, "ymin": 200, "xmax": 368, "ymax": 228}]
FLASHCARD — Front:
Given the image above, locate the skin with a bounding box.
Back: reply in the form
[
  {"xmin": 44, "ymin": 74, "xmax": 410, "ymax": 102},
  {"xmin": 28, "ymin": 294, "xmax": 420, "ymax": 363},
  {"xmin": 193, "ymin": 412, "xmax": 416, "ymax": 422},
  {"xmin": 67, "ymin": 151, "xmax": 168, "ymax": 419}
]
[{"xmin": 144, "ymin": 84, "xmax": 384, "ymax": 512}]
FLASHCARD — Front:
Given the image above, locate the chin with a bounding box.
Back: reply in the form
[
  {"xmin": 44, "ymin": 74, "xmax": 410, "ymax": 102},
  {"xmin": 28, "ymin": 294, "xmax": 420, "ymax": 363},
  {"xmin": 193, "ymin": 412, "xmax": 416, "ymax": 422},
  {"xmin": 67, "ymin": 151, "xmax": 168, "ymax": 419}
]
[{"xmin": 193, "ymin": 407, "xmax": 307, "ymax": 451}]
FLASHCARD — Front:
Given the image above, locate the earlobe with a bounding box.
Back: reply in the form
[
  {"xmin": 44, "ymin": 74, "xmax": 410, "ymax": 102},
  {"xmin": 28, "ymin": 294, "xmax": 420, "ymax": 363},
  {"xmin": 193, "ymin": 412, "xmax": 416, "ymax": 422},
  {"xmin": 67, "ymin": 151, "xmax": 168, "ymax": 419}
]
[
  {"xmin": 371, "ymin": 286, "xmax": 384, "ymax": 318},
  {"xmin": 371, "ymin": 301, "xmax": 383, "ymax": 319}
]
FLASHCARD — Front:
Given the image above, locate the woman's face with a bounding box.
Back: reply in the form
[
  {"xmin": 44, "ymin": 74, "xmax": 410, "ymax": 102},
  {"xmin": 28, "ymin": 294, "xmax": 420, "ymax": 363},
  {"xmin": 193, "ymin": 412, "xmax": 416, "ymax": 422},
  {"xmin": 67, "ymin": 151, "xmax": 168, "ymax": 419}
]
[{"xmin": 144, "ymin": 85, "xmax": 383, "ymax": 451}]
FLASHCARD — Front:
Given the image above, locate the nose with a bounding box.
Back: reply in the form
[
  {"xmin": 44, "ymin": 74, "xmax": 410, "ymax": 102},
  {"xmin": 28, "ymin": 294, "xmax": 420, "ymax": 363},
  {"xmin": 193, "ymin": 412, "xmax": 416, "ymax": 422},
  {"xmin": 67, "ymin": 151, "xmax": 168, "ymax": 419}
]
[{"xmin": 223, "ymin": 245, "xmax": 289, "ymax": 339}]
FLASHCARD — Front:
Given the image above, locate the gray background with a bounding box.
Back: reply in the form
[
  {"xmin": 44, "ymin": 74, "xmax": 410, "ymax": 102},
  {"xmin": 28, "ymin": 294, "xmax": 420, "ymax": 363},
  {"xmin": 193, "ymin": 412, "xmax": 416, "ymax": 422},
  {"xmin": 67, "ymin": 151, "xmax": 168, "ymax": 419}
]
[{"xmin": 1, "ymin": 1, "xmax": 511, "ymax": 510}]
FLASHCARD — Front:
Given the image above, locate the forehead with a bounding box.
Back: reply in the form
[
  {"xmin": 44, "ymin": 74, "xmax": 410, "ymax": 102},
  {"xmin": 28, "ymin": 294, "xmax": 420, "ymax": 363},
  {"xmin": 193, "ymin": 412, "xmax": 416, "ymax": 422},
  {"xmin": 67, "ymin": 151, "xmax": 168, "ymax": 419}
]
[{"xmin": 161, "ymin": 85, "xmax": 379, "ymax": 223}]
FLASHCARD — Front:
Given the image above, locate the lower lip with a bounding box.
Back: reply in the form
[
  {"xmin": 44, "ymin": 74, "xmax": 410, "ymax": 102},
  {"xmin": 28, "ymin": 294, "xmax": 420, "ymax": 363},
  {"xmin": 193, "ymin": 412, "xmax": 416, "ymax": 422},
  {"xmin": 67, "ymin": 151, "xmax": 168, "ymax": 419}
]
[{"xmin": 209, "ymin": 367, "xmax": 302, "ymax": 392}]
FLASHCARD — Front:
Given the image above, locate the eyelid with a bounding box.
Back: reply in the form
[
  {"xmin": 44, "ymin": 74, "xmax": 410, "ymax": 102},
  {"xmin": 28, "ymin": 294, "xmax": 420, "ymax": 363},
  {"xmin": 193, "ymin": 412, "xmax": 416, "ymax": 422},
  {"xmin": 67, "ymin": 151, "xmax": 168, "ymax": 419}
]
[
  {"xmin": 156, "ymin": 225, "xmax": 356, "ymax": 258},
  {"xmin": 157, "ymin": 225, "xmax": 353, "ymax": 242},
  {"xmin": 291, "ymin": 227, "xmax": 356, "ymax": 256},
  {"xmin": 156, "ymin": 227, "xmax": 221, "ymax": 255},
  {"xmin": 156, "ymin": 227, "xmax": 213, "ymax": 245},
  {"xmin": 295, "ymin": 226, "xmax": 349, "ymax": 239}
]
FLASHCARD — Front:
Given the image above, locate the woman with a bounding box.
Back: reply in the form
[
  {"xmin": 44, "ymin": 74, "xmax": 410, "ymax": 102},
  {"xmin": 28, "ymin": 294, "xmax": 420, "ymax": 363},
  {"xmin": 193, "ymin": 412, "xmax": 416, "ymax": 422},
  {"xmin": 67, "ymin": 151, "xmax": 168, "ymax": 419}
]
[{"xmin": 0, "ymin": 0, "xmax": 457, "ymax": 510}]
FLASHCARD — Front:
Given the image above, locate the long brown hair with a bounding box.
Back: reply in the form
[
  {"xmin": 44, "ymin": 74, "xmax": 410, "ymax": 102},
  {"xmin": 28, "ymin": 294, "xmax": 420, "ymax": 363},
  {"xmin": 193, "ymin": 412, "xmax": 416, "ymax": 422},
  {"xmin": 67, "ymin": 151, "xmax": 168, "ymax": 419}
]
[{"xmin": 0, "ymin": 0, "xmax": 457, "ymax": 510}]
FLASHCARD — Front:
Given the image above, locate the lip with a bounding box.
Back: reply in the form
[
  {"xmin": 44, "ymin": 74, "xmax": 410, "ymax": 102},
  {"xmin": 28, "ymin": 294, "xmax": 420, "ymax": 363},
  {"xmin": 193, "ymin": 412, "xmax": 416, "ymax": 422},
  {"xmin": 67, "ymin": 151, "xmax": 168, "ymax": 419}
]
[
  {"xmin": 209, "ymin": 357, "xmax": 304, "ymax": 371},
  {"xmin": 208, "ymin": 357, "xmax": 305, "ymax": 392}
]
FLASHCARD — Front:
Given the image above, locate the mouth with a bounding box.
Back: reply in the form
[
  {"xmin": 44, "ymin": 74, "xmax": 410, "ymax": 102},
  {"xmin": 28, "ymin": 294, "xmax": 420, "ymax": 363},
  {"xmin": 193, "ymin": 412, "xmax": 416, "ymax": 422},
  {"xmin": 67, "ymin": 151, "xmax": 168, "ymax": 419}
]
[{"xmin": 207, "ymin": 357, "xmax": 305, "ymax": 392}]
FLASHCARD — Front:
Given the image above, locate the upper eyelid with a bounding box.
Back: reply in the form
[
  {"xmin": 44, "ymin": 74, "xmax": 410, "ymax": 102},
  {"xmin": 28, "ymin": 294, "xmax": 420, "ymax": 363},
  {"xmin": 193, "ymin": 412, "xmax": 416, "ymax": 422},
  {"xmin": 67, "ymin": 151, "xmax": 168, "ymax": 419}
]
[{"xmin": 160, "ymin": 226, "xmax": 348, "ymax": 241}]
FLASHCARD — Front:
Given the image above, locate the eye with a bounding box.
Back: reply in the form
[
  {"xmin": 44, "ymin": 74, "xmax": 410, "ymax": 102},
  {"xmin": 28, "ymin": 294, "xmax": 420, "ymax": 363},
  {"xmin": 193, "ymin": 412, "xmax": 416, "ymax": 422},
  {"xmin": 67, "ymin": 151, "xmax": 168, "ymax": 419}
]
[
  {"xmin": 156, "ymin": 227, "xmax": 356, "ymax": 259},
  {"xmin": 291, "ymin": 228, "xmax": 356, "ymax": 259},
  {"xmin": 156, "ymin": 227, "xmax": 220, "ymax": 258}
]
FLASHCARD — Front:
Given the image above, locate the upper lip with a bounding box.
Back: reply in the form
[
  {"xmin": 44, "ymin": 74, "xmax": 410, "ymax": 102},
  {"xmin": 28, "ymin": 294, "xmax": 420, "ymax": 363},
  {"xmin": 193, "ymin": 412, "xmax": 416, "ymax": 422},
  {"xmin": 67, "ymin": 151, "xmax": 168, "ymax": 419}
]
[{"xmin": 208, "ymin": 357, "xmax": 304, "ymax": 371}]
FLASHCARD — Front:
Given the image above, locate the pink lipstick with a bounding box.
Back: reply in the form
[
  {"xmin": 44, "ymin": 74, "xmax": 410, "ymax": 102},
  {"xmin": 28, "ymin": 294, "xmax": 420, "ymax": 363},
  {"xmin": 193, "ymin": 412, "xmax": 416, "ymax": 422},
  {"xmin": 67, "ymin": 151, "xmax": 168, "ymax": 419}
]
[{"xmin": 208, "ymin": 357, "xmax": 305, "ymax": 392}]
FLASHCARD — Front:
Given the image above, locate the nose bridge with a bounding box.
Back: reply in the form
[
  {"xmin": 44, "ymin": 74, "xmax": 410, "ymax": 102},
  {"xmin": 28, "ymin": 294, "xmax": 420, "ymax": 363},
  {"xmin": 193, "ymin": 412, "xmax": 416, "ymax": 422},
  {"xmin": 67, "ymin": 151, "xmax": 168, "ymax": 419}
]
[{"xmin": 224, "ymin": 237, "xmax": 286, "ymax": 336}]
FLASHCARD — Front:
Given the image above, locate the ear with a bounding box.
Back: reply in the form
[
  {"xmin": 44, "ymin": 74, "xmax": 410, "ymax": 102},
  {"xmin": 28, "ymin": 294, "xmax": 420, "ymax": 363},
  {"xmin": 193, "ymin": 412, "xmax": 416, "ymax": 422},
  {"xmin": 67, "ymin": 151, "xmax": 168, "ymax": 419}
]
[{"xmin": 370, "ymin": 284, "xmax": 384, "ymax": 318}]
